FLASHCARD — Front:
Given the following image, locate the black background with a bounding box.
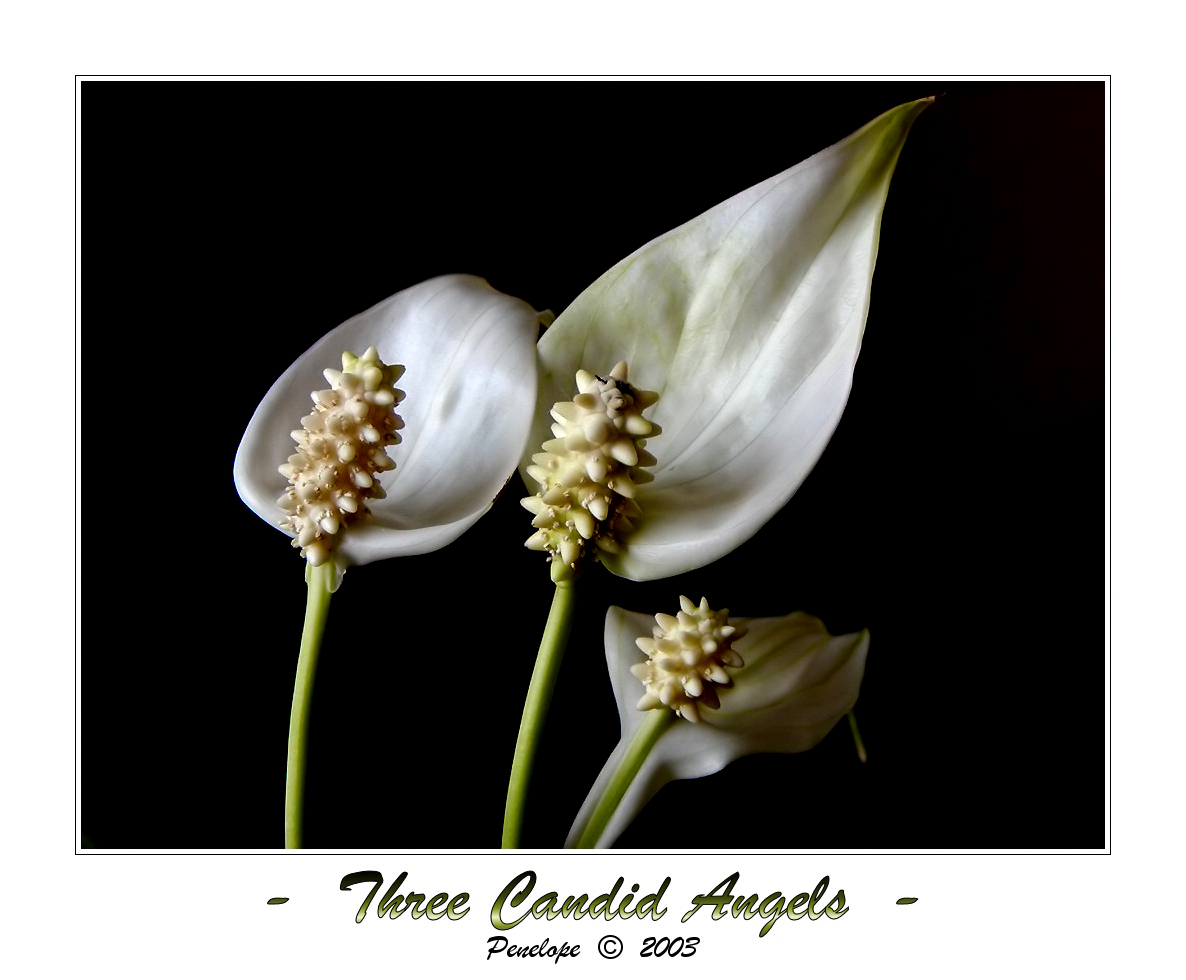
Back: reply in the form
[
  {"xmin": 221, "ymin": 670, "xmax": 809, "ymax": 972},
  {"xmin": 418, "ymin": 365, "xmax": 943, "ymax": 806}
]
[{"xmin": 82, "ymin": 80, "xmax": 1103, "ymax": 850}]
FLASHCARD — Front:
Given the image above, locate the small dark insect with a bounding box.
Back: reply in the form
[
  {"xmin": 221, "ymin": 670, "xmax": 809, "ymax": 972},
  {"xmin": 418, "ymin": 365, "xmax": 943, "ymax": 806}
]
[{"xmin": 597, "ymin": 374, "xmax": 634, "ymax": 398}]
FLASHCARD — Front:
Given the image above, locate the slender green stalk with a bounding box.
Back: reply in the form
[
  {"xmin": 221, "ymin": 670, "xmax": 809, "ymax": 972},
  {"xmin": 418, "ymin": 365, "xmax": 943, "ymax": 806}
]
[
  {"xmin": 847, "ymin": 710, "xmax": 867, "ymax": 764},
  {"xmin": 574, "ymin": 708, "xmax": 674, "ymax": 849},
  {"xmin": 502, "ymin": 581, "xmax": 577, "ymax": 848},
  {"xmin": 285, "ymin": 560, "xmax": 335, "ymax": 849}
]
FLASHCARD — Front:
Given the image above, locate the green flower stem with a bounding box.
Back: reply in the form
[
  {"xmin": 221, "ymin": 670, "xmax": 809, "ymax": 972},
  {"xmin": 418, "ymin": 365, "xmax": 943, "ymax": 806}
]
[
  {"xmin": 284, "ymin": 560, "xmax": 335, "ymax": 849},
  {"xmin": 574, "ymin": 708, "xmax": 675, "ymax": 849},
  {"xmin": 847, "ymin": 710, "xmax": 867, "ymax": 764},
  {"xmin": 502, "ymin": 580, "xmax": 577, "ymax": 849}
]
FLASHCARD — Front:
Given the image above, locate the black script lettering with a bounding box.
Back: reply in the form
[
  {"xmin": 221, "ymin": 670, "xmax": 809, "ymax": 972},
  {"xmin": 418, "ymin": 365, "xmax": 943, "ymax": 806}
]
[
  {"xmin": 491, "ymin": 871, "xmax": 537, "ymax": 930},
  {"xmin": 340, "ymin": 870, "xmax": 469, "ymax": 923},
  {"xmin": 486, "ymin": 936, "xmax": 580, "ymax": 963},
  {"xmin": 682, "ymin": 872, "xmax": 739, "ymax": 923},
  {"xmin": 682, "ymin": 873, "xmax": 846, "ymax": 936},
  {"xmin": 493, "ymin": 872, "xmax": 669, "ymax": 930}
]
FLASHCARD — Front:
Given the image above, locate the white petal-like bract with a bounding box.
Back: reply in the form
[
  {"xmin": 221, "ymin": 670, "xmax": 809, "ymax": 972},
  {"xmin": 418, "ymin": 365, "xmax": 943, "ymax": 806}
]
[
  {"xmin": 235, "ymin": 274, "xmax": 542, "ymax": 567},
  {"xmin": 566, "ymin": 604, "xmax": 869, "ymax": 848},
  {"xmin": 528, "ymin": 99, "xmax": 931, "ymax": 580}
]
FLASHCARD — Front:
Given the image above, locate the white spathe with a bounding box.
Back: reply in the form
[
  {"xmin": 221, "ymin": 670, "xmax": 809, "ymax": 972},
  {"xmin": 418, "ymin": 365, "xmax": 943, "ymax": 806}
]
[
  {"xmin": 567, "ymin": 604, "xmax": 870, "ymax": 848},
  {"xmin": 235, "ymin": 274, "xmax": 542, "ymax": 567},
  {"xmin": 526, "ymin": 99, "xmax": 931, "ymax": 580}
]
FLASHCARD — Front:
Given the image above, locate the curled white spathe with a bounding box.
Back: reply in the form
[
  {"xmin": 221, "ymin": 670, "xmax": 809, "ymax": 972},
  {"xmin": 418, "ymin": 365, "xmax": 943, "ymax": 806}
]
[
  {"xmin": 567, "ymin": 604, "xmax": 870, "ymax": 848},
  {"xmin": 235, "ymin": 274, "xmax": 542, "ymax": 568}
]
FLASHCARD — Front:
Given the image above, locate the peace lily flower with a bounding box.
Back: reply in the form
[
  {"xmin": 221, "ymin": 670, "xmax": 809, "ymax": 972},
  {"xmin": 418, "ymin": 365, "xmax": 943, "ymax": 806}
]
[
  {"xmin": 235, "ymin": 273, "xmax": 543, "ymax": 576},
  {"xmin": 523, "ymin": 97, "xmax": 932, "ymax": 582},
  {"xmin": 567, "ymin": 598, "xmax": 870, "ymax": 849},
  {"xmin": 233, "ymin": 273, "xmax": 542, "ymax": 847},
  {"xmin": 503, "ymin": 99, "xmax": 927, "ymax": 848}
]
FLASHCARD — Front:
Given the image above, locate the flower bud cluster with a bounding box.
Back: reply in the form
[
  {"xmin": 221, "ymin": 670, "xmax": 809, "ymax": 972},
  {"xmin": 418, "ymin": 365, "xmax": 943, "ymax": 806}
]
[
  {"xmin": 631, "ymin": 596, "xmax": 746, "ymax": 723},
  {"xmin": 277, "ymin": 346, "xmax": 405, "ymax": 566},
  {"xmin": 522, "ymin": 361, "xmax": 659, "ymax": 582}
]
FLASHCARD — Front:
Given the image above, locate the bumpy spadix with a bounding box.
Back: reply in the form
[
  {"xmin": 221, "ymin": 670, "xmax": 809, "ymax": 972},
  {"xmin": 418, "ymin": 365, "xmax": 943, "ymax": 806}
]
[
  {"xmin": 631, "ymin": 596, "xmax": 746, "ymax": 723},
  {"xmin": 277, "ymin": 347, "xmax": 405, "ymax": 566},
  {"xmin": 521, "ymin": 361, "xmax": 659, "ymax": 582}
]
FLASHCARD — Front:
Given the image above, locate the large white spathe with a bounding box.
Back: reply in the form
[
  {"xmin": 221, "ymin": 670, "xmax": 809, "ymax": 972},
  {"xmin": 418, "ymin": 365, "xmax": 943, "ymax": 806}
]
[
  {"xmin": 527, "ymin": 99, "xmax": 931, "ymax": 580},
  {"xmin": 234, "ymin": 274, "xmax": 542, "ymax": 568},
  {"xmin": 567, "ymin": 604, "xmax": 870, "ymax": 849}
]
